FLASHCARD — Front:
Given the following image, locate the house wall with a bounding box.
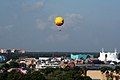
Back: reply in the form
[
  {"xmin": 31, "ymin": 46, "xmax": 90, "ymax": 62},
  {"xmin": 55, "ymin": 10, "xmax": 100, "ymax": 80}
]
[{"xmin": 87, "ymin": 70, "xmax": 105, "ymax": 80}]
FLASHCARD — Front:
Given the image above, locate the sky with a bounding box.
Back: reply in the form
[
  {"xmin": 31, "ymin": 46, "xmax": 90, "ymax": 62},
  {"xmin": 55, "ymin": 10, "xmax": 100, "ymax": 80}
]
[{"xmin": 0, "ymin": 0, "xmax": 120, "ymax": 52}]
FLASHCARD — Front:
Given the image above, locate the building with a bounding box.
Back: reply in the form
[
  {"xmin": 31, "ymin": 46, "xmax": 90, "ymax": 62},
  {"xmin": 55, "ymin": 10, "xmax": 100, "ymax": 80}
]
[
  {"xmin": 98, "ymin": 49, "xmax": 120, "ymax": 63},
  {"xmin": 71, "ymin": 54, "xmax": 94, "ymax": 60},
  {"xmin": 0, "ymin": 49, "xmax": 7, "ymax": 53},
  {"xmin": 0, "ymin": 48, "xmax": 25, "ymax": 53},
  {"xmin": 17, "ymin": 50, "xmax": 25, "ymax": 53},
  {"xmin": 0, "ymin": 56, "xmax": 7, "ymax": 62}
]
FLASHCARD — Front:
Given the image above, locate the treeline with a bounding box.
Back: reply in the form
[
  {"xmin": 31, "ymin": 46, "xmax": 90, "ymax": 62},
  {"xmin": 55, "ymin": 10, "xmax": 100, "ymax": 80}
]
[
  {"xmin": 1, "ymin": 52, "xmax": 100, "ymax": 60},
  {"xmin": 1, "ymin": 51, "xmax": 120, "ymax": 60},
  {"xmin": 0, "ymin": 67, "xmax": 92, "ymax": 80}
]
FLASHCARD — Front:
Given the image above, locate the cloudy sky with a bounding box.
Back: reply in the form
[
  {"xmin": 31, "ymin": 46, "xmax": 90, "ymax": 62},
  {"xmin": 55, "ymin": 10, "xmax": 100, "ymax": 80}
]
[{"xmin": 0, "ymin": 0, "xmax": 120, "ymax": 52}]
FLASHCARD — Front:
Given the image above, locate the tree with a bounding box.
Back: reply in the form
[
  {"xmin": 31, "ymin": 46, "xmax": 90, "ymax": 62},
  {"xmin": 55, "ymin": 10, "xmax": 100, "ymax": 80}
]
[
  {"xmin": 83, "ymin": 76, "xmax": 92, "ymax": 80},
  {"xmin": 25, "ymin": 71, "xmax": 46, "ymax": 80},
  {"xmin": 100, "ymin": 67, "xmax": 113, "ymax": 74},
  {"xmin": 1, "ymin": 63, "xmax": 10, "ymax": 70},
  {"xmin": 0, "ymin": 73, "xmax": 7, "ymax": 80},
  {"xmin": 9, "ymin": 61, "xmax": 19, "ymax": 68},
  {"xmin": 114, "ymin": 66, "xmax": 120, "ymax": 80},
  {"xmin": 41, "ymin": 67, "xmax": 57, "ymax": 75},
  {"xmin": 100, "ymin": 67, "xmax": 113, "ymax": 80},
  {"xmin": 46, "ymin": 67, "xmax": 90, "ymax": 80},
  {"xmin": 6, "ymin": 71, "xmax": 25, "ymax": 80}
]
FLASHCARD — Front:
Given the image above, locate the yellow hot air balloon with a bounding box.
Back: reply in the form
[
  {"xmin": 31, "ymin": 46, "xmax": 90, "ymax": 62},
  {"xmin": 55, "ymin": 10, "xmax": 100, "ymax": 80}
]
[
  {"xmin": 55, "ymin": 16, "xmax": 64, "ymax": 26},
  {"xmin": 55, "ymin": 16, "xmax": 64, "ymax": 31}
]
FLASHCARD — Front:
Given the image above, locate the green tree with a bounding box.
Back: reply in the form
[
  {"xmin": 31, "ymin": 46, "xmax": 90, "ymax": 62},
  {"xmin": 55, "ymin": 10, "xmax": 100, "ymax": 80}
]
[
  {"xmin": 46, "ymin": 67, "xmax": 90, "ymax": 80},
  {"xmin": 25, "ymin": 71, "xmax": 46, "ymax": 80},
  {"xmin": 100, "ymin": 66, "xmax": 113, "ymax": 80},
  {"xmin": 80, "ymin": 67, "xmax": 88, "ymax": 76},
  {"xmin": 0, "ymin": 73, "xmax": 6, "ymax": 80},
  {"xmin": 100, "ymin": 67, "xmax": 113, "ymax": 74},
  {"xmin": 9, "ymin": 61, "xmax": 19, "ymax": 68},
  {"xmin": 41, "ymin": 67, "xmax": 57, "ymax": 75},
  {"xmin": 6, "ymin": 71, "xmax": 25, "ymax": 80},
  {"xmin": 0, "ymin": 72, "xmax": 9, "ymax": 80},
  {"xmin": 1, "ymin": 63, "xmax": 10, "ymax": 70},
  {"xmin": 114, "ymin": 66, "xmax": 120, "ymax": 80},
  {"xmin": 83, "ymin": 76, "xmax": 92, "ymax": 80}
]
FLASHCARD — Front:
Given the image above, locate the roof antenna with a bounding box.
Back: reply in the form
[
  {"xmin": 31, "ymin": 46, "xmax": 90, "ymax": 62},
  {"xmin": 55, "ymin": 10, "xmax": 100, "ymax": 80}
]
[
  {"xmin": 115, "ymin": 48, "xmax": 117, "ymax": 53},
  {"xmin": 102, "ymin": 48, "xmax": 104, "ymax": 53}
]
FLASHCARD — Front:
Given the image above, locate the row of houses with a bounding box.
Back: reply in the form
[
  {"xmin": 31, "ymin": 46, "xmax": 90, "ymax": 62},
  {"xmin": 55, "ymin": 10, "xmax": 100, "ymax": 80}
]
[
  {"xmin": 1, "ymin": 56, "xmax": 120, "ymax": 80},
  {"xmin": 0, "ymin": 49, "xmax": 25, "ymax": 53},
  {"xmin": 17, "ymin": 57, "xmax": 72, "ymax": 69}
]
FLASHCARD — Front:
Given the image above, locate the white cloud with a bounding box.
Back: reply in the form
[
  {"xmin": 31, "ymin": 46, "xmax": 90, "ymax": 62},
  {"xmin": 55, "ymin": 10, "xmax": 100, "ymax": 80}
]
[
  {"xmin": 48, "ymin": 13, "xmax": 83, "ymax": 30},
  {"xmin": 48, "ymin": 14, "xmax": 59, "ymax": 30},
  {"xmin": 0, "ymin": 25, "xmax": 14, "ymax": 32},
  {"xmin": 36, "ymin": 13, "xmax": 84, "ymax": 31},
  {"xmin": 36, "ymin": 19, "xmax": 47, "ymax": 30},
  {"xmin": 5, "ymin": 25, "xmax": 14, "ymax": 31},
  {"xmin": 48, "ymin": 14, "xmax": 58, "ymax": 21},
  {"xmin": 65, "ymin": 13, "xmax": 83, "ymax": 28},
  {"xmin": 47, "ymin": 34, "xmax": 69, "ymax": 42},
  {"xmin": 36, "ymin": 14, "xmax": 57, "ymax": 31},
  {"xmin": 23, "ymin": 1, "xmax": 44, "ymax": 11}
]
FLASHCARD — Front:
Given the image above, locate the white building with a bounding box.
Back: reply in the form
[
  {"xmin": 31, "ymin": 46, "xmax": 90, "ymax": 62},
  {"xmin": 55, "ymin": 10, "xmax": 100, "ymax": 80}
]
[
  {"xmin": 39, "ymin": 57, "xmax": 49, "ymax": 60},
  {"xmin": 98, "ymin": 49, "xmax": 120, "ymax": 63},
  {"xmin": 0, "ymin": 49, "xmax": 7, "ymax": 53}
]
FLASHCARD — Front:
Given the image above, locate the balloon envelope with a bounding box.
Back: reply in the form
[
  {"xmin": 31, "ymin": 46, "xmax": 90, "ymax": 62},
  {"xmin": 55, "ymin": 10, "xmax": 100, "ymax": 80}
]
[{"xmin": 55, "ymin": 17, "xmax": 64, "ymax": 26}]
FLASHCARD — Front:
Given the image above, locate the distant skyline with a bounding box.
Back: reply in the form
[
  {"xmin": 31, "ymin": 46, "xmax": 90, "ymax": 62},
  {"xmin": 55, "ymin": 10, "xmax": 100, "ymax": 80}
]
[{"xmin": 0, "ymin": 0, "xmax": 120, "ymax": 52}]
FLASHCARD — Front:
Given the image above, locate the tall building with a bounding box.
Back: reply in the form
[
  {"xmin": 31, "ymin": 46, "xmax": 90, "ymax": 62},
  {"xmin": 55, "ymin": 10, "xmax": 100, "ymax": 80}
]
[{"xmin": 98, "ymin": 49, "xmax": 120, "ymax": 63}]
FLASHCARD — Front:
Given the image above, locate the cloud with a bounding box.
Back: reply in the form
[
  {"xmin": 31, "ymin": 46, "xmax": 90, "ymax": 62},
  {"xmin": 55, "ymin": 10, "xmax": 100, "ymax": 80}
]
[
  {"xmin": 48, "ymin": 14, "xmax": 58, "ymax": 21},
  {"xmin": 0, "ymin": 25, "xmax": 14, "ymax": 36},
  {"xmin": 36, "ymin": 19, "xmax": 47, "ymax": 30},
  {"xmin": 65, "ymin": 13, "xmax": 83, "ymax": 28},
  {"xmin": 5, "ymin": 25, "xmax": 14, "ymax": 31},
  {"xmin": 48, "ymin": 13, "xmax": 83, "ymax": 30},
  {"xmin": 23, "ymin": 1, "xmax": 44, "ymax": 11},
  {"xmin": 47, "ymin": 34, "xmax": 69, "ymax": 42},
  {"xmin": 36, "ymin": 13, "xmax": 84, "ymax": 31},
  {"xmin": 0, "ymin": 25, "xmax": 14, "ymax": 32},
  {"xmin": 36, "ymin": 14, "xmax": 57, "ymax": 31}
]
